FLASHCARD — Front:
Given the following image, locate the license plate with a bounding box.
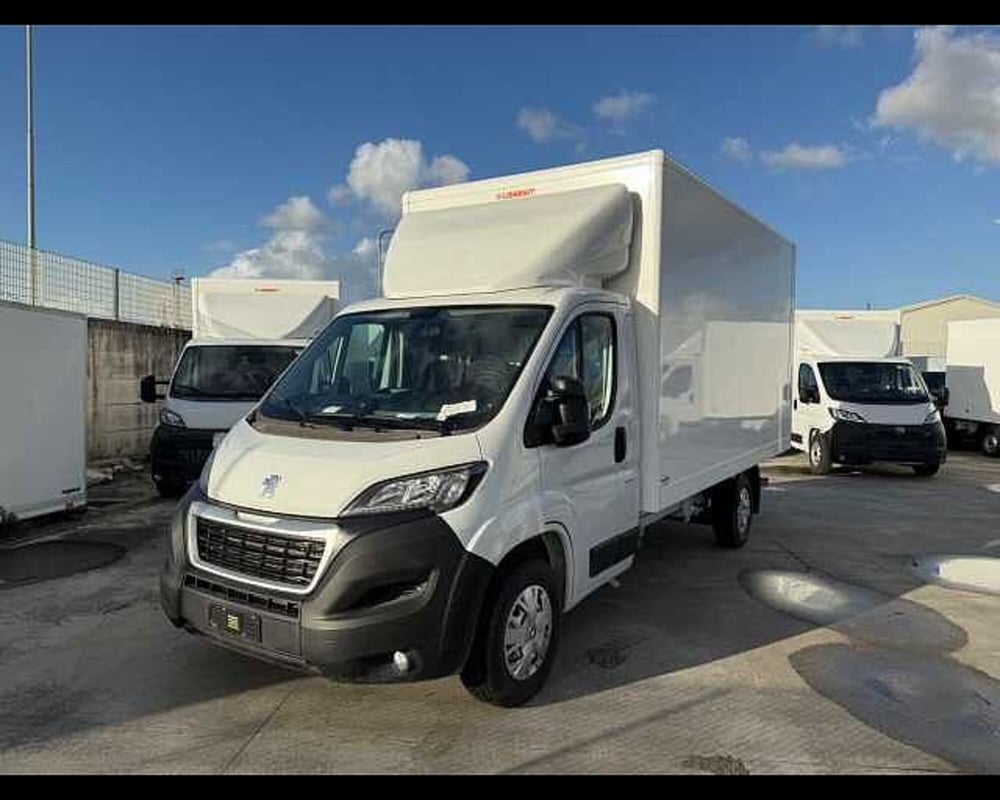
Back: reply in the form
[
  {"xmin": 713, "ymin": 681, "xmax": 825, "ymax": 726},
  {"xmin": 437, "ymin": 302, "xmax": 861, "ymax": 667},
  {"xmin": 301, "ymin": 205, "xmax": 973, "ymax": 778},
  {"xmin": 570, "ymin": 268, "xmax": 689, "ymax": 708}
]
[
  {"xmin": 208, "ymin": 604, "xmax": 261, "ymax": 641},
  {"xmin": 212, "ymin": 432, "xmax": 226, "ymax": 449}
]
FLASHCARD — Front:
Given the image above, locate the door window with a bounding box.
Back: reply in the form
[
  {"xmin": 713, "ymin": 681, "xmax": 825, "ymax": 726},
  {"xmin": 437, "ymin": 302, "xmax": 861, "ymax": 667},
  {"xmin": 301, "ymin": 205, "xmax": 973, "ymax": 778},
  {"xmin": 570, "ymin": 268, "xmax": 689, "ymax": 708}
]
[
  {"xmin": 798, "ymin": 363, "xmax": 819, "ymax": 403},
  {"xmin": 543, "ymin": 313, "xmax": 617, "ymax": 430}
]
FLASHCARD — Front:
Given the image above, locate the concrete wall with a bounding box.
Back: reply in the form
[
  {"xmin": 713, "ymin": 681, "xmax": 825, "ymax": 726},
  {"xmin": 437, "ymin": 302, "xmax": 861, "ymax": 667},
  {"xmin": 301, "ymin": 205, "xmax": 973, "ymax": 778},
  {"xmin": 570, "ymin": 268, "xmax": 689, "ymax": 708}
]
[
  {"xmin": 87, "ymin": 319, "xmax": 189, "ymax": 462},
  {"xmin": 900, "ymin": 297, "xmax": 1000, "ymax": 359}
]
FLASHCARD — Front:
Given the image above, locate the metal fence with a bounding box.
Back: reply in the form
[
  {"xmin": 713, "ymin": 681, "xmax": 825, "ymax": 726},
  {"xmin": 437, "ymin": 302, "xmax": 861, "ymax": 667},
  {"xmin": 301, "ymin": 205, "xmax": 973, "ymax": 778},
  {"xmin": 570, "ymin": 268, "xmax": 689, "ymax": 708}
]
[{"xmin": 0, "ymin": 239, "xmax": 191, "ymax": 329}]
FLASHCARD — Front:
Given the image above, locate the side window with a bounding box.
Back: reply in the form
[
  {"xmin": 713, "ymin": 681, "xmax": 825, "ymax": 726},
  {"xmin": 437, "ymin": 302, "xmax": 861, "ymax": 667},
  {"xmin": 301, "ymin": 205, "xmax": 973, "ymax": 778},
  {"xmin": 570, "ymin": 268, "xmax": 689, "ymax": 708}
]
[
  {"xmin": 798, "ymin": 363, "xmax": 817, "ymax": 402},
  {"xmin": 542, "ymin": 313, "xmax": 616, "ymax": 430},
  {"xmin": 581, "ymin": 314, "xmax": 616, "ymax": 428}
]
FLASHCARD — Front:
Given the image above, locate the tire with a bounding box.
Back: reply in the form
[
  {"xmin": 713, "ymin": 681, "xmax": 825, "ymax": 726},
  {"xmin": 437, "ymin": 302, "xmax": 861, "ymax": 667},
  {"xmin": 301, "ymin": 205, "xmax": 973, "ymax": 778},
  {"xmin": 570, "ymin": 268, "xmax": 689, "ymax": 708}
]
[
  {"xmin": 154, "ymin": 477, "xmax": 185, "ymax": 498},
  {"xmin": 712, "ymin": 472, "xmax": 753, "ymax": 549},
  {"xmin": 982, "ymin": 428, "xmax": 1000, "ymax": 458},
  {"xmin": 808, "ymin": 430, "xmax": 833, "ymax": 475},
  {"xmin": 912, "ymin": 462, "xmax": 940, "ymax": 477},
  {"xmin": 460, "ymin": 559, "xmax": 560, "ymax": 707}
]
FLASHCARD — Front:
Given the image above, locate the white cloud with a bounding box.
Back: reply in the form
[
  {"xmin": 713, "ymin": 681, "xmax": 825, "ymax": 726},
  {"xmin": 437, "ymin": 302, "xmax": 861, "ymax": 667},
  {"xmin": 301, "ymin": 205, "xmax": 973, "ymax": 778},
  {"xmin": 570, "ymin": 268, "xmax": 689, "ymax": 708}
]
[
  {"xmin": 721, "ymin": 136, "xmax": 753, "ymax": 164},
  {"xmin": 260, "ymin": 196, "xmax": 330, "ymax": 232},
  {"xmin": 516, "ymin": 107, "xmax": 582, "ymax": 143},
  {"xmin": 592, "ymin": 91, "xmax": 655, "ymax": 128},
  {"xmin": 813, "ymin": 26, "xmax": 867, "ymax": 48},
  {"xmin": 332, "ymin": 138, "xmax": 470, "ymax": 217},
  {"xmin": 760, "ymin": 142, "xmax": 848, "ymax": 170},
  {"xmin": 874, "ymin": 26, "xmax": 1000, "ymax": 166}
]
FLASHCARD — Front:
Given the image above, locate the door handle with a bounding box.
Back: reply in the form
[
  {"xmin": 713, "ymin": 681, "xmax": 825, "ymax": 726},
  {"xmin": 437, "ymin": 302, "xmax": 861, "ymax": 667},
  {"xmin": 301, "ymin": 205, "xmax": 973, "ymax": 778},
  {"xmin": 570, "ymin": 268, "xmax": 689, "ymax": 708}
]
[
  {"xmin": 614, "ymin": 426, "xmax": 627, "ymax": 463},
  {"xmin": 793, "ymin": 399, "xmax": 798, "ymax": 410}
]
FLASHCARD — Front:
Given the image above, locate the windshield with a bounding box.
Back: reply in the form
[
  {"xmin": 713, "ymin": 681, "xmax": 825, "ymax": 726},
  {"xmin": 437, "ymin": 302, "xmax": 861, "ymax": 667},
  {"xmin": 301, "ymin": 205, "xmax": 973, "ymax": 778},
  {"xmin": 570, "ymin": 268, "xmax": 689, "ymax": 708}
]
[
  {"xmin": 258, "ymin": 305, "xmax": 552, "ymax": 433},
  {"xmin": 818, "ymin": 361, "xmax": 929, "ymax": 404},
  {"xmin": 171, "ymin": 345, "xmax": 300, "ymax": 401}
]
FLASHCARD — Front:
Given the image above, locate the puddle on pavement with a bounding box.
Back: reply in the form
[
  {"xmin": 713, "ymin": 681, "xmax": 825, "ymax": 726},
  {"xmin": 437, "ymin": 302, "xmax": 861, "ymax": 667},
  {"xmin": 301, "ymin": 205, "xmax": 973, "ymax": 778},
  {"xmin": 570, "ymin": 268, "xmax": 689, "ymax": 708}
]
[
  {"xmin": 0, "ymin": 540, "xmax": 125, "ymax": 587},
  {"xmin": 911, "ymin": 555, "xmax": 1000, "ymax": 596},
  {"xmin": 740, "ymin": 569, "xmax": 887, "ymax": 627},
  {"xmin": 791, "ymin": 643, "xmax": 1000, "ymax": 774}
]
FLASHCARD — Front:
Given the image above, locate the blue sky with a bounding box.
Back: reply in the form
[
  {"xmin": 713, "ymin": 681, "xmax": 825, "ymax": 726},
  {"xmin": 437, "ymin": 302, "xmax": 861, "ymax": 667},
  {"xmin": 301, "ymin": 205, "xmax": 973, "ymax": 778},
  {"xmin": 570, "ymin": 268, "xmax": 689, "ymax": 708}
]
[{"xmin": 0, "ymin": 25, "xmax": 997, "ymax": 307}]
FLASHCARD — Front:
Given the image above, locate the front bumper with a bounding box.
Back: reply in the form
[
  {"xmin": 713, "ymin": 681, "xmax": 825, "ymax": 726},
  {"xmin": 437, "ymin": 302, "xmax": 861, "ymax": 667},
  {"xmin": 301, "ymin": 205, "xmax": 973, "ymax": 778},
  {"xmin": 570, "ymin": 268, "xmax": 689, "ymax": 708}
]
[
  {"xmin": 159, "ymin": 485, "xmax": 493, "ymax": 682},
  {"xmin": 829, "ymin": 420, "xmax": 947, "ymax": 466},
  {"xmin": 150, "ymin": 425, "xmax": 223, "ymax": 485}
]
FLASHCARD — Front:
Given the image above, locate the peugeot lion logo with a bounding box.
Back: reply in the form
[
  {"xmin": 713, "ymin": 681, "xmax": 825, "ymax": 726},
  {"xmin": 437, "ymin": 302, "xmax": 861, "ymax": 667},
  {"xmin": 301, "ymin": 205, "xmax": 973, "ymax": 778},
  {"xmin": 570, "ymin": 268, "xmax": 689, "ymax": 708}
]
[{"xmin": 260, "ymin": 474, "xmax": 282, "ymax": 499}]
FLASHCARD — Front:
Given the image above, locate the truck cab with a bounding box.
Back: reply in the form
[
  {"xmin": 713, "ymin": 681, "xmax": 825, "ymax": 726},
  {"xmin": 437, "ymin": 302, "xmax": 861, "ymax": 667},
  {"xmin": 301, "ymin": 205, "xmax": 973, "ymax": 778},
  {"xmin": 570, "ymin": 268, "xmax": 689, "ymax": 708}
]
[
  {"xmin": 143, "ymin": 339, "xmax": 303, "ymax": 495},
  {"xmin": 792, "ymin": 356, "xmax": 946, "ymax": 475}
]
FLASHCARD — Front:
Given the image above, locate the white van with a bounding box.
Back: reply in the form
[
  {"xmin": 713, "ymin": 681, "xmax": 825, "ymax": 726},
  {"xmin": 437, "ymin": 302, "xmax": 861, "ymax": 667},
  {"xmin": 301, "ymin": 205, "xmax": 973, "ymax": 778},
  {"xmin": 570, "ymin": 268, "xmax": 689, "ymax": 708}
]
[
  {"xmin": 141, "ymin": 279, "xmax": 340, "ymax": 496},
  {"xmin": 160, "ymin": 150, "xmax": 795, "ymax": 706},
  {"xmin": 791, "ymin": 355, "xmax": 946, "ymax": 475}
]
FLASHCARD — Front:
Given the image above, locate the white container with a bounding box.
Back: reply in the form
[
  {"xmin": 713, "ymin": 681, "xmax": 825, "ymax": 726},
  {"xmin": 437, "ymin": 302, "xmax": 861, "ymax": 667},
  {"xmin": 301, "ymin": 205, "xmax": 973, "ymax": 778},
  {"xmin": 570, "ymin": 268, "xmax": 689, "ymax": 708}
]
[{"xmin": 0, "ymin": 301, "xmax": 87, "ymax": 521}]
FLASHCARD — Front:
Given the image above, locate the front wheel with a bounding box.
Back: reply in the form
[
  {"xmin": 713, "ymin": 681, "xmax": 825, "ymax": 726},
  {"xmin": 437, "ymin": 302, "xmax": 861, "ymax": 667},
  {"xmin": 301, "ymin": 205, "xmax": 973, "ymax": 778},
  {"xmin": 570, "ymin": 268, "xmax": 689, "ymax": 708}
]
[
  {"xmin": 809, "ymin": 430, "xmax": 833, "ymax": 475},
  {"xmin": 982, "ymin": 428, "xmax": 1000, "ymax": 458},
  {"xmin": 912, "ymin": 462, "xmax": 941, "ymax": 477},
  {"xmin": 712, "ymin": 472, "xmax": 753, "ymax": 549},
  {"xmin": 461, "ymin": 559, "xmax": 560, "ymax": 707}
]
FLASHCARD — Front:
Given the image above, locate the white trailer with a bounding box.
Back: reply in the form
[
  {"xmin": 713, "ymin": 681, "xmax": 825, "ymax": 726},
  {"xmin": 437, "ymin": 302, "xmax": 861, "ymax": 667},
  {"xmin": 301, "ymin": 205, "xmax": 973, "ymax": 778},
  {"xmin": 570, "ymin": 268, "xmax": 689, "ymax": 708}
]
[
  {"xmin": 160, "ymin": 150, "xmax": 795, "ymax": 705},
  {"xmin": 945, "ymin": 319, "xmax": 1000, "ymax": 456},
  {"xmin": 0, "ymin": 302, "xmax": 87, "ymax": 522}
]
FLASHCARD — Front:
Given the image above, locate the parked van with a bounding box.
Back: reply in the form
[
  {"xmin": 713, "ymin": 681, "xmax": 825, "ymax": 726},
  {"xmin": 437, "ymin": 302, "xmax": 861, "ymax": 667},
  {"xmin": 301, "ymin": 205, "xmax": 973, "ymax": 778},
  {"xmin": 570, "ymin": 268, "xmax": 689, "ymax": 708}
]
[
  {"xmin": 792, "ymin": 356, "xmax": 946, "ymax": 475},
  {"xmin": 141, "ymin": 279, "xmax": 340, "ymax": 496},
  {"xmin": 160, "ymin": 150, "xmax": 795, "ymax": 706}
]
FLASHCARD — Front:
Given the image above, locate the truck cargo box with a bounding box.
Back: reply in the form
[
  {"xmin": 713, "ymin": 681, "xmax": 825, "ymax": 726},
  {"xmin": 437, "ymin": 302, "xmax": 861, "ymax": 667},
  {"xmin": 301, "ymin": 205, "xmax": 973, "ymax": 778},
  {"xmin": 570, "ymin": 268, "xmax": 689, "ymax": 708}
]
[
  {"xmin": 947, "ymin": 319, "xmax": 1000, "ymax": 426},
  {"xmin": 0, "ymin": 301, "xmax": 87, "ymax": 521}
]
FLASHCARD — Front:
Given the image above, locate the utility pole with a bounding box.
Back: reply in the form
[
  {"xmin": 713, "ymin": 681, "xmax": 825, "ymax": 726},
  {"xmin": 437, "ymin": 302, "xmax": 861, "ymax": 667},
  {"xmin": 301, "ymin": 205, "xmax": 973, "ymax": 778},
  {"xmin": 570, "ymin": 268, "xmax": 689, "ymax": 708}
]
[{"xmin": 26, "ymin": 25, "xmax": 39, "ymax": 305}]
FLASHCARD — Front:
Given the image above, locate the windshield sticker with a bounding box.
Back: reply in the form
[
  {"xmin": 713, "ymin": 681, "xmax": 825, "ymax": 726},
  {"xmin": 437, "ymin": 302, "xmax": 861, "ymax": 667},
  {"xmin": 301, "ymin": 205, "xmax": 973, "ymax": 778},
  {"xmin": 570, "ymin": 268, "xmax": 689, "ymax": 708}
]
[{"xmin": 437, "ymin": 400, "xmax": 477, "ymax": 421}]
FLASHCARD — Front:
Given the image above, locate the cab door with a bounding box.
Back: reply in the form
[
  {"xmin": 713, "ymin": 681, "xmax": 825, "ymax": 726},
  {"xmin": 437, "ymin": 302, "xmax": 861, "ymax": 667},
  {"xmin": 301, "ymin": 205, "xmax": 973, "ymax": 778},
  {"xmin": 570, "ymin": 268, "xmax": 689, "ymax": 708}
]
[
  {"xmin": 532, "ymin": 305, "xmax": 641, "ymax": 604},
  {"xmin": 793, "ymin": 362, "xmax": 825, "ymax": 447}
]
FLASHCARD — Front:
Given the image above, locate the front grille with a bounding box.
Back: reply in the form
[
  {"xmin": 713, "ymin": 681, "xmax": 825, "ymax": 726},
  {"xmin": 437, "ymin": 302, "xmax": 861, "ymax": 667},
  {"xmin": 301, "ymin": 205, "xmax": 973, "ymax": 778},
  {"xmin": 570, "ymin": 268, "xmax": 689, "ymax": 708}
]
[
  {"xmin": 195, "ymin": 518, "xmax": 325, "ymax": 588},
  {"xmin": 184, "ymin": 573, "xmax": 301, "ymax": 618}
]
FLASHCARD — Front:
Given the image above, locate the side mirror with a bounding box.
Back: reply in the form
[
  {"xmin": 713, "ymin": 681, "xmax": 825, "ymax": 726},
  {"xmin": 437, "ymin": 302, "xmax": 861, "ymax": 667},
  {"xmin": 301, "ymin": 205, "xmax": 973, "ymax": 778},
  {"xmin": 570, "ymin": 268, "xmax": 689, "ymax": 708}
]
[
  {"xmin": 546, "ymin": 375, "xmax": 590, "ymax": 447},
  {"xmin": 140, "ymin": 374, "xmax": 164, "ymax": 403},
  {"xmin": 936, "ymin": 387, "xmax": 949, "ymax": 409}
]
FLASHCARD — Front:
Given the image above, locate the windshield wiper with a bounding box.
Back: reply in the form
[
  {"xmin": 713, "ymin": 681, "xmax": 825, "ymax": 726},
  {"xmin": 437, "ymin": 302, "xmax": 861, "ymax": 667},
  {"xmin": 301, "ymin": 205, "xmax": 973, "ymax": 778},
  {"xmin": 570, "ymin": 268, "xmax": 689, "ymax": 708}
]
[
  {"xmin": 171, "ymin": 383, "xmax": 215, "ymax": 398},
  {"xmin": 282, "ymin": 397, "xmax": 316, "ymax": 428}
]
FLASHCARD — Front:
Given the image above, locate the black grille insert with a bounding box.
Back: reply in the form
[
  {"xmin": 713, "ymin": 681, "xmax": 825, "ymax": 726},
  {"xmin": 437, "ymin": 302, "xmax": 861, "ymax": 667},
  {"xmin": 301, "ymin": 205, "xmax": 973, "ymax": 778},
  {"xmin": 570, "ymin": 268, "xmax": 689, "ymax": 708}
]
[
  {"xmin": 195, "ymin": 518, "xmax": 325, "ymax": 589},
  {"xmin": 184, "ymin": 573, "xmax": 301, "ymax": 618}
]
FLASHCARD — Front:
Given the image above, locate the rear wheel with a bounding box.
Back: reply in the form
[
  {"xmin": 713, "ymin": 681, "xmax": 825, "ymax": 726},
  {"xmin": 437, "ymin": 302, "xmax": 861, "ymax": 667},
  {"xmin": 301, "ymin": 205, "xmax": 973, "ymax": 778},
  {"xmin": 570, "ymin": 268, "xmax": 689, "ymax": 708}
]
[
  {"xmin": 712, "ymin": 472, "xmax": 753, "ymax": 549},
  {"xmin": 461, "ymin": 559, "xmax": 560, "ymax": 707},
  {"xmin": 808, "ymin": 430, "xmax": 833, "ymax": 475},
  {"xmin": 912, "ymin": 462, "xmax": 941, "ymax": 477}
]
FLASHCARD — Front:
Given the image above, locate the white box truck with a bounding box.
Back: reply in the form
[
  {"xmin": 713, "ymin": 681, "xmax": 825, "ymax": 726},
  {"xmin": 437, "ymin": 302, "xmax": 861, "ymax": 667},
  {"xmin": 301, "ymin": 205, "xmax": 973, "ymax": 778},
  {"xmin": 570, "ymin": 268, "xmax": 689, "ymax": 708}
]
[
  {"xmin": 159, "ymin": 150, "xmax": 795, "ymax": 706},
  {"xmin": 945, "ymin": 319, "xmax": 1000, "ymax": 456},
  {"xmin": 791, "ymin": 311, "xmax": 946, "ymax": 475},
  {"xmin": 140, "ymin": 278, "xmax": 340, "ymax": 496},
  {"xmin": 0, "ymin": 301, "xmax": 87, "ymax": 522}
]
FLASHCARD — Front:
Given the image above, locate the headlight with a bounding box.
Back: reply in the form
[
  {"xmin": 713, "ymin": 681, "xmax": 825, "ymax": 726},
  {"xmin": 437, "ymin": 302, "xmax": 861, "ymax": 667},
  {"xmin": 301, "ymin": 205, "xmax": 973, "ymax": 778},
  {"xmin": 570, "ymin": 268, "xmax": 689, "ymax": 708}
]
[
  {"xmin": 342, "ymin": 462, "xmax": 487, "ymax": 517},
  {"xmin": 829, "ymin": 407, "xmax": 867, "ymax": 424},
  {"xmin": 924, "ymin": 409, "xmax": 941, "ymax": 424},
  {"xmin": 199, "ymin": 449, "xmax": 215, "ymax": 494},
  {"xmin": 160, "ymin": 407, "xmax": 186, "ymax": 427}
]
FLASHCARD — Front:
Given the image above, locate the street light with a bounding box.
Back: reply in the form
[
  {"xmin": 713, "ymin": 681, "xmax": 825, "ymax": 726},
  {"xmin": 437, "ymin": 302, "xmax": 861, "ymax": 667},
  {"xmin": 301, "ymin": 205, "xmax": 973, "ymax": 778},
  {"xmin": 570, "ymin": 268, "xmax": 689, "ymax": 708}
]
[{"xmin": 26, "ymin": 25, "xmax": 38, "ymax": 304}]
